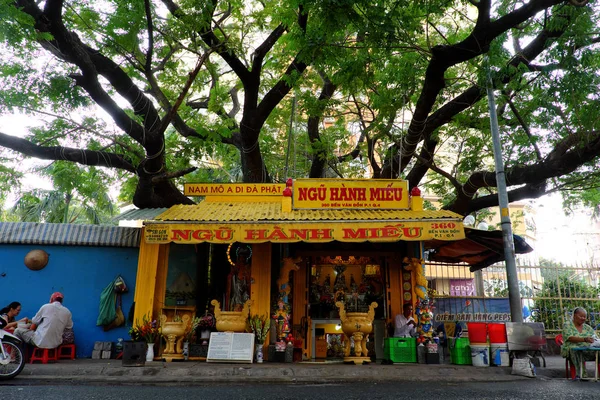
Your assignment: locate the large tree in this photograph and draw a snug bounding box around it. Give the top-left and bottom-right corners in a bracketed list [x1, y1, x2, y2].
[0, 0, 599, 213]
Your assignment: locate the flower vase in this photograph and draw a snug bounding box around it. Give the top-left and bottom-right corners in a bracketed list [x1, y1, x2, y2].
[146, 343, 154, 362]
[183, 341, 189, 361]
[255, 343, 264, 363]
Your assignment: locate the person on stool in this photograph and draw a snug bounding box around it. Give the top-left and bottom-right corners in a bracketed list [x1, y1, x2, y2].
[394, 303, 416, 337]
[14, 292, 73, 349]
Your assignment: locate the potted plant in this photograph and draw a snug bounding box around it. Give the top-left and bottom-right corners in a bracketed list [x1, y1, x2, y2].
[129, 313, 159, 362]
[247, 314, 270, 363]
[182, 316, 201, 360]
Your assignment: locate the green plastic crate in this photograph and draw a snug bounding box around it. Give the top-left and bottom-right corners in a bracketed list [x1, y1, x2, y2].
[384, 337, 417, 363]
[449, 339, 472, 365]
[453, 337, 470, 349]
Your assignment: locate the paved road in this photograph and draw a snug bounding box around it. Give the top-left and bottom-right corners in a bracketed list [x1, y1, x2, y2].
[2, 380, 600, 399]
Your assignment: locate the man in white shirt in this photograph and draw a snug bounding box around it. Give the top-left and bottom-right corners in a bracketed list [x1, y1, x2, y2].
[15, 292, 73, 349]
[394, 303, 417, 337]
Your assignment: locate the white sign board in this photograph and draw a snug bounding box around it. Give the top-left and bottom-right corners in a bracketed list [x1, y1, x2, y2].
[206, 332, 255, 363]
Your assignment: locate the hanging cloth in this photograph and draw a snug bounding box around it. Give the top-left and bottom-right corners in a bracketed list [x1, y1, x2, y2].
[97, 279, 117, 326]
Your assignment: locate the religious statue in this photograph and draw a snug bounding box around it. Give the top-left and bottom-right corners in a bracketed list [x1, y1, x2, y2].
[226, 245, 252, 311]
[333, 265, 347, 292]
[272, 257, 302, 340]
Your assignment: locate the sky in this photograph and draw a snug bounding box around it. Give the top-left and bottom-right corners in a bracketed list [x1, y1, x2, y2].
[531, 193, 600, 265]
[1, 113, 54, 206]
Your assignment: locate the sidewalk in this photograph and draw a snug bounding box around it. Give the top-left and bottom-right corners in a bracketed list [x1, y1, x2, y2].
[13, 355, 568, 385]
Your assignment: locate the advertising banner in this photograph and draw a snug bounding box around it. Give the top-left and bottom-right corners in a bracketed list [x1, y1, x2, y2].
[449, 279, 477, 296]
[433, 297, 511, 327]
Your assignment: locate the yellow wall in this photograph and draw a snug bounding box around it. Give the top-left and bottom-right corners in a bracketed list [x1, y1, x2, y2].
[250, 243, 272, 358]
[250, 243, 271, 317]
[133, 229, 164, 324]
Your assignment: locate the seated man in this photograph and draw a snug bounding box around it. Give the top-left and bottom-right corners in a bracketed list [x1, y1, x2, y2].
[394, 303, 416, 338]
[14, 292, 73, 349]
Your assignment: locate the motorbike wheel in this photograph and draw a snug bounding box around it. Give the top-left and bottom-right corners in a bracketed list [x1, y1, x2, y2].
[0, 339, 25, 380]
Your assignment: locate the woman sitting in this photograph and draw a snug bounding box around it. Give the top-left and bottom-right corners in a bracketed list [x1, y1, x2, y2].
[0, 301, 29, 332]
[561, 307, 598, 379]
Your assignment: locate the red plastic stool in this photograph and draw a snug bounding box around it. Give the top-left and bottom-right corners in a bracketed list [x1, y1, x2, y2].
[29, 347, 57, 364]
[57, 344, 76, 360]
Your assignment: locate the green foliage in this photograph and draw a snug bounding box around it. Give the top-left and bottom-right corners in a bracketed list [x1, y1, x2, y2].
[532, 273, 600, 332]
[0, 0, 600, 213]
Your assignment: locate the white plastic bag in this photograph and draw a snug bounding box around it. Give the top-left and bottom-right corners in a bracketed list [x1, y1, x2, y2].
[511, 357, 536, 378]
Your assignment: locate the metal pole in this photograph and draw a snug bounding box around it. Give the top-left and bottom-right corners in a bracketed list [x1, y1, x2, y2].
[284, 96, 296, 178]
[485, 59, 523, 323]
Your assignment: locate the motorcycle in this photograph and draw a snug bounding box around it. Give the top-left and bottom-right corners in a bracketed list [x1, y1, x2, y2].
[0, 328, 25, 380]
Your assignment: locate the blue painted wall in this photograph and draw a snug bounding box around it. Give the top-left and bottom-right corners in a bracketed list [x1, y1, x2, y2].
[0, 244, 138, 357]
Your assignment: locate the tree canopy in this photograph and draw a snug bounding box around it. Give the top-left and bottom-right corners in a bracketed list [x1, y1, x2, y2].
[1, 0, 600, 214]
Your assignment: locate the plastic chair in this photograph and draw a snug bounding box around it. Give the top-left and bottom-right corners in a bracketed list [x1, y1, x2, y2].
[29, 347, 58, 364]
[556, 334, 589, 379]
[57, 344, 76, 360]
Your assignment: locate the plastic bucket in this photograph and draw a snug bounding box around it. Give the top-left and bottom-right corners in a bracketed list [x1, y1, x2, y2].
[470, 344, 489, 367]
[467, 322, 487, 344]
[490, 343, 508, 366]
[488, 323, 507, 344]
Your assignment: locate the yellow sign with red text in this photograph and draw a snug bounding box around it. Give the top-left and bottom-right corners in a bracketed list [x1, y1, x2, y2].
[144, 221, 463, 244]
[184, 183, 285, 196]
[292, 179, 409, 209]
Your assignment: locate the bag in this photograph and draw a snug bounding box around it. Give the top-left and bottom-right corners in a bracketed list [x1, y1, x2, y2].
[511, 357, 536, 378]
[62, 328, 75, 345]
[97, 280, 117, 326]
[103, 294, 125, 332]
[97, 275, 127, 327]
[114, 275, 128, 293]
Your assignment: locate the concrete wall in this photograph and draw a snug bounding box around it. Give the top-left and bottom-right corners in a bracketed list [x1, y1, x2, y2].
[0, 244, 138, 357]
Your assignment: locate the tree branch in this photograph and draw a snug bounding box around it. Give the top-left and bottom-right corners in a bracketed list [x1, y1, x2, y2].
[157, 50, 212, 135]
[144, 0, 154, 74]
[0, 132, 136, 173]
[505, 94, 543, 160]
[151, 166, 198, 183]
[385, 0, 565, 179]
[160, 0, 251, 84]
[251, 24, 285, 74]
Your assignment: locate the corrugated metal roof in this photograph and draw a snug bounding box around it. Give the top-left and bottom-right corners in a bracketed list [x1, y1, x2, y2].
[0, 222, 141, 247]
[153, 202, 462, 223]
[111, 208, 168, 222]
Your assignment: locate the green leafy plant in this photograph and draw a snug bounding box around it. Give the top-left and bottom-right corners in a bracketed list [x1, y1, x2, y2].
[185, 317, 202, 342]
[247, 314, 270, 344]
[532, 273, 600, 332]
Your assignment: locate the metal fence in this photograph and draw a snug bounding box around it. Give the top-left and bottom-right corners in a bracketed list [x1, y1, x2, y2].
[426, 260, 600, 335]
